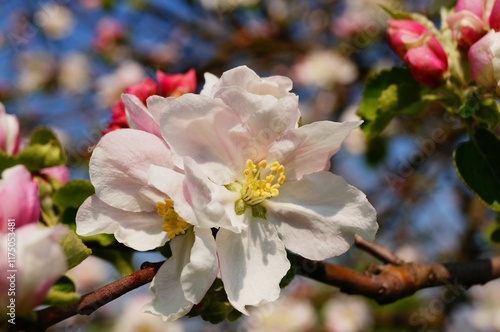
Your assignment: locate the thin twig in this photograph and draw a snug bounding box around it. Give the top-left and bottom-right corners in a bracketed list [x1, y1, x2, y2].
[354, 234, 404, 265]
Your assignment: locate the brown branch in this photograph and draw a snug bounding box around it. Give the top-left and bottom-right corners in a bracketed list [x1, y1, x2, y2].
[294, 255, 500, 304]
[14, 261, 164, 331]
[16, 251, 500, 330]
[354, 234, 404, 265]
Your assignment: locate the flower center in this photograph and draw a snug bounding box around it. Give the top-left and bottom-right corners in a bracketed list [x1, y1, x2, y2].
[156, 199, 191, 239]
[240, 159, 286, 206]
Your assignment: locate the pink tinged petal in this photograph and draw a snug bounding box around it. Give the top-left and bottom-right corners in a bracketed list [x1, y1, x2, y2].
[217, 221, 290, 315]
[90, 129, 173, 212]
[265, 172, 378, 261]
[446, 11, 485, 48]
[489, 0, 500, 30]
[143, 230, 195, 321]
[469, 30, 497, 88]
[182, 158, 244, 231]
[148, 161, 242, 232]
[40, 165, 70, 184]
[76, 195, 168, 251]
[271, 121, 361, 181]
[180, 227, 218, 303]
[146, 95, 176, 125]
[122, 94, 162, 137]
[0, 105, 20, 155]
[199, 72, 220, 96]
[159, 94, 248, 184]
[215, 88, 300, 149]
[147, 164, 198, 226]
[4, 224, 68, 315]
[455, 0, 483, 17]
[386, 20, 427, 58]
[0, 165, 40, 233]
[404, 45, 449, 88]
[214, 65, 293, 99]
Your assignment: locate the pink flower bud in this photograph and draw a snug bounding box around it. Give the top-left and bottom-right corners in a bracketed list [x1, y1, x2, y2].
[387, 20, 448, 87]
[468, 29, 500, 95]
[0, 165, 40, 233]
[455, 0, 483, 17]
[0, 104, 20, 156]
[447, 10, 485, 48]
[157, 68, 196, 97]
[488, 0, 500, 31]
[40, 165, 70, 184]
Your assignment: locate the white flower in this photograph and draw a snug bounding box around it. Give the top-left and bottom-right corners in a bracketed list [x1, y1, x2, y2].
[112, 294, 185, 332]
[57, 52, 91, 94]
[34, 4, 74, 39]
[154, 65, 378, 314]
[244, 295, 317, 332]
[75, 129, 235, 321]
[95, 61, 145, 108]
[0, 224, 68, 315]
[323, 294, 373, 332]
[293, 49, 358, 89]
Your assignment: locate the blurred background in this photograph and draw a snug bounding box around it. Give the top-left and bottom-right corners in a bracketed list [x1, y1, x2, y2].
[1, 0, 499, 331]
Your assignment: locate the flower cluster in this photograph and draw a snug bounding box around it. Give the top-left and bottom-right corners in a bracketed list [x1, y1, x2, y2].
[0, 104, 70, 316]
[76, 66, 378, 321]
[386, 0, 500, 94]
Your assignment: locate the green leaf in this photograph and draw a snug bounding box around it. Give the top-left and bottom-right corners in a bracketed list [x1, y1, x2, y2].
[44, 276, 80, 305]
[454, 128, 500, 212]
[0, 151, 17, 173]
[16, 143, 64, 172]
[14, 127, 67, 172]
[357, 67, 426, 138]
[474, 98, 500, 130]
[53, 180, 95, 210]
[80, 233, 116, 247]
[59, 230, 92, 269]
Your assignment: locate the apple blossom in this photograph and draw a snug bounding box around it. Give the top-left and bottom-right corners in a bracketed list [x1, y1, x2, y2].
[469, 29, 500, 95]
[387, 20, 448, 88]
[0, 103, 20, 156]
[75, 129, 236, 321]
[155, 66, 378, 314]
[104, 69, 196, 134]
[447, 0, 486, 48]
[0, 165, 40, 233]
[0, 224, 68, 316]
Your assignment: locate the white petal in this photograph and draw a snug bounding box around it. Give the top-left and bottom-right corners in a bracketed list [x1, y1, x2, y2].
[269, 121, 361, 180]
[265, 172, 378, 260]
[217, 220, 290, 315]
[181, 227, 218, 303]
[90, 129, 173, 212]
[147, 164, 196, 225]
[122, 94, 162, 137]
[143, 231, 195, 321]
[159, 94, 248, 184]
[215, 88, 300, 149]
[199, 72, 219, 96]
[76, 195, 168, 251]
[146, 95, 176, 124]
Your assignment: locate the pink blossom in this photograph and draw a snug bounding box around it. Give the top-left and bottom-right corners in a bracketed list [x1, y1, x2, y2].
[103, 69, 196, 134]
[0, 165, 40, 233]
[387, 20, 448, 88]
[40, 165, 70, 184]
[0, 224, 68, 315]
[469, 29, 500, 95]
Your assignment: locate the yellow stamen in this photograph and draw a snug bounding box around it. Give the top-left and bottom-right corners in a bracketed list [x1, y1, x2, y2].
[156, 199, 191, 239]
[240, 159, 286, 206]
